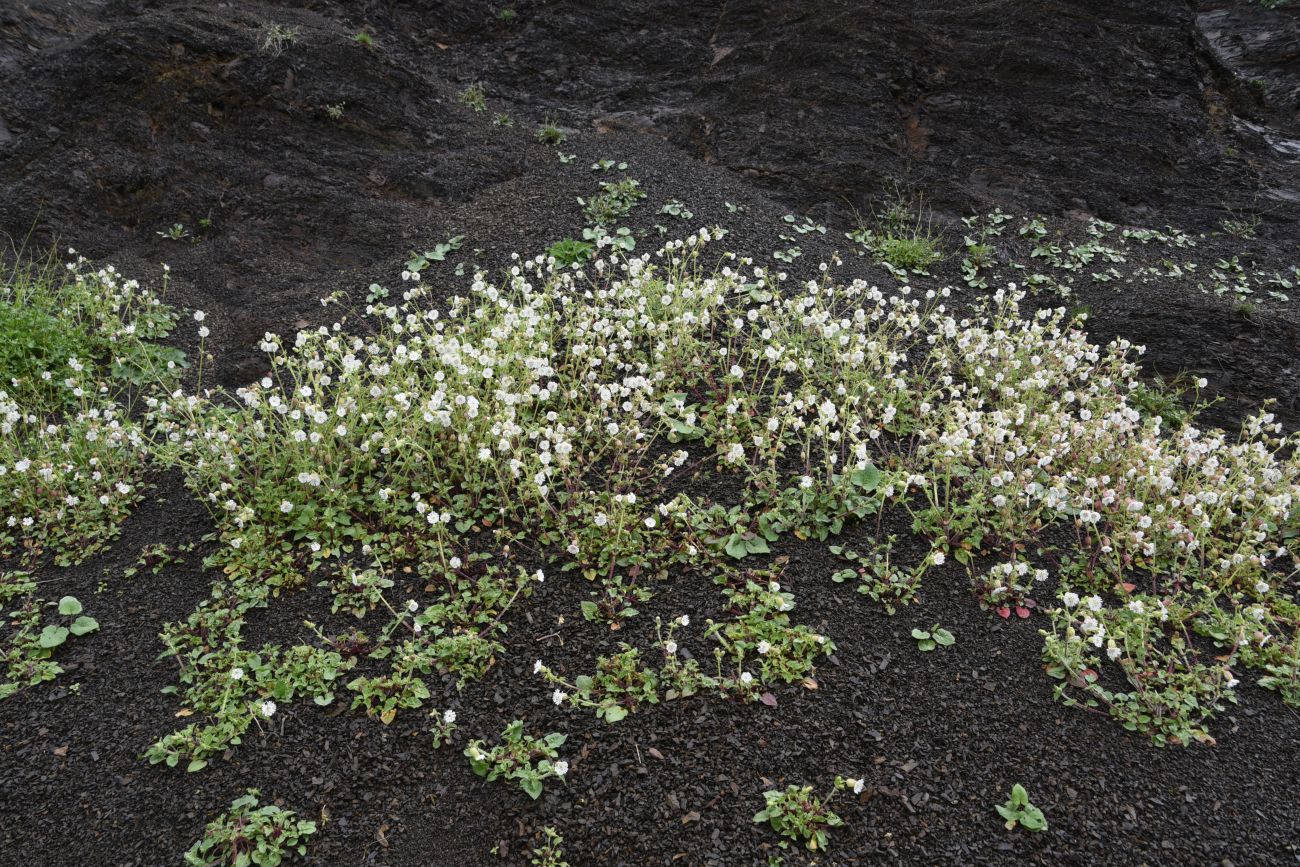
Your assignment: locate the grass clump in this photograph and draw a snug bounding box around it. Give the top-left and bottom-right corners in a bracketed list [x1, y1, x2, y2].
[536, 120, 566, 146]
[848, 187, 942, 271]
[458, 82, 487, 112]
[257, 23, 299, 57]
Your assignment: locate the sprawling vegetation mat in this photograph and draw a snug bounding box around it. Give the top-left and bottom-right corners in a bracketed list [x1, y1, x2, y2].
[2, 1, 1299, 864]
[4, 214, 1299, 863]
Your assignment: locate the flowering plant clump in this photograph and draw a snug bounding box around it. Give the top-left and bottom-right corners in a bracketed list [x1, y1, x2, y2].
[464, 719, 568, 799]
[41, 217, 1280, 766]
[1, 255, 181, 565]
[752, 775, 863, 851]
[1, 254, 182, 701]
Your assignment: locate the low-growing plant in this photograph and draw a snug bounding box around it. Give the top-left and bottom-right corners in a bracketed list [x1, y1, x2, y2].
[580, 177, 644, 225]
[531, 826, 568, 866]
[464, 720, 568, 799]
[257, 23, 299, 58]
[404, 234, 465, 276]
[458, 83, 487, 112]
[753, 776, 861, 851]
[157, 223, 191, 242]
[996, 783, 1046, 832]
[848, 188, 942, 271]
[911, 623, 954, 652]
[829, 538, 924, 614]
[535, 120, 566, 146]
[430, 708, 458, 749]
[185, 788, 317, 866]
[546, 238, 594, 266]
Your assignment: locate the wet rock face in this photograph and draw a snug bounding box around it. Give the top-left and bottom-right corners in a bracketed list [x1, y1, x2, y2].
[1198, 2, 1300, 124]
[446, 0, 1300, 226]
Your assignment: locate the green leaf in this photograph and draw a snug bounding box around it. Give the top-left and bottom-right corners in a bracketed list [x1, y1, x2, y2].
[69, 616, 99, 636]
[933, 628, 955, 646]
[1021, 807, 1047, 830]
[57, 596, 82, 616]
[521, 776, 543, 800]
[187, 758, 208, 772]
[39, 625, 69, 648]
[724, 535, 749, 560]
[910, 628, 929, 640]
[602, 704, 629, 722]
[850, 465, 881, 491]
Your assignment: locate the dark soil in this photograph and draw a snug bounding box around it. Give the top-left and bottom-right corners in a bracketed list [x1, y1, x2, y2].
[1, 1, 1299, 864]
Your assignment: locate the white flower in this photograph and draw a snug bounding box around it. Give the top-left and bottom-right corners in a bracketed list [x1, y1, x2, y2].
[260, 700, 277, 718]
[676, 615, 690, 627]
[279, 500, 293, 513]
[852, 778, 865, 794]
[664, 640, 678, 655]
[230, 667, 244, 681]
[739, 671, 753, 685]
[756, 640, 771, 655]
[931, 551, 945, 566]
[1086, 595, 1103, 612]
[407, 600, 419, 612]
[442, 709, 456, 724]
[193, 310, 206, 322]
[533, 659, 544, 674]
[552, 689, 566, 706]
[1062, 592, 1080, 608]
[552, 760, 569, 777]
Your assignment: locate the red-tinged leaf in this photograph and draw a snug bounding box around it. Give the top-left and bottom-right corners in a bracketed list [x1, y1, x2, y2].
[996, 607, 1011, 619]
[1120, 582, 1136, 593]
[1015, 606, 1031, 619]
[759, 692, 778, 707]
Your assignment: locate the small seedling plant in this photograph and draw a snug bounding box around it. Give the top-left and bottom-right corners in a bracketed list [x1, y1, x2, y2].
[465, 720, 568, 799]
[996, 783, 1047, 832]
[531, 826, 569, 867]
[185, 788, 317, 866]
[911, 623, 954, 652]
